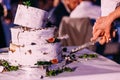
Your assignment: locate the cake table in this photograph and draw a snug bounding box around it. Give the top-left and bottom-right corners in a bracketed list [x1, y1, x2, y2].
[0, 46, 120, 80]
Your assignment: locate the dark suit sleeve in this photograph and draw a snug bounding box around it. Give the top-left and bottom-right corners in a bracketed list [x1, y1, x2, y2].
[0, 4, 4, 17]
[48, 8, 57, 26]
[47, 2, 70, 27]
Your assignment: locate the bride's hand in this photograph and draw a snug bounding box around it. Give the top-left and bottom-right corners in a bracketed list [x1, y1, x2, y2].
[91, 16, 116, 45]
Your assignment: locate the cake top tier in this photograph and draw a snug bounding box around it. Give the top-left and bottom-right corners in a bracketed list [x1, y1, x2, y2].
[14, 4, 48, 29]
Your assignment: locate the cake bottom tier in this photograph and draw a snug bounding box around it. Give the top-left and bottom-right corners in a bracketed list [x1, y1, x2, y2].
[9, 43, 62, 66]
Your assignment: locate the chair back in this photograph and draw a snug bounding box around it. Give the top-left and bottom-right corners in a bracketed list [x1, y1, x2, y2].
[59, 17, 93, 46]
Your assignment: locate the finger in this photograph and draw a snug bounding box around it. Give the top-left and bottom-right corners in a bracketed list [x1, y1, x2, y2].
[92, 21, 104, 34]
[92, 19, 102, 34]
[112, 29, 117, 38]
[99, 36, 106, 45]
[105, 27, 112, 43]
[92, 23, 97, 34]
[91, 30, 103, 41]
[99, 31, 105, 36]
[105, 33, 111, 43]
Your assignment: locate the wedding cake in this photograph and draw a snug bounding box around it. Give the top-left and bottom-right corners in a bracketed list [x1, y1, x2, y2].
[14, 4, 48, 28]
[8, 4, 62, 66]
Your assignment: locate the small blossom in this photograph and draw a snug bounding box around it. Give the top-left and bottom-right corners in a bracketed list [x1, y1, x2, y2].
[46, 38, 55, 43]
[50, 59, 58, 64]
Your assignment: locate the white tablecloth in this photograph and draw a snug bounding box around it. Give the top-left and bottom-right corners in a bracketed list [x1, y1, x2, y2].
[0, 47, 120, 80]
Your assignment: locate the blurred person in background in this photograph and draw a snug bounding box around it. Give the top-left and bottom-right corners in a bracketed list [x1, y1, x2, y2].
[38, 0, 60, 12]
[38, 0, 54, 12]
[0, 1, 6, 48]
[3, 0, 11, 10]
[46, 0, 80, 28]
[38, 0, 48, 10]
[1, 0, 14, 47]
[44, 0, 54, 11]
[53, 0, 60, 7]
[10, 0, 20, 19]
[2, 9, 14, 47]
[70, 0, 101, 20]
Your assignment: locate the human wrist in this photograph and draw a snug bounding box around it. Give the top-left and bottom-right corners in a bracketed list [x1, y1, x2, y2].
[109, 7, 120, 22]
[109, 12, 115, 20]
[107, 12, 117, 24]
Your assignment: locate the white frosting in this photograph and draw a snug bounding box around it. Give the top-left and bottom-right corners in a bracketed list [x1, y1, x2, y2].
[0, 66, 4, 72]
[14, 4, 48, 28]
[9, 27, 62, 66]
[11, 26, 55, 45]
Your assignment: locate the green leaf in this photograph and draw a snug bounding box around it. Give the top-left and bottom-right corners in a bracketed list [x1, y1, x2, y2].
[0, 59, 19, 71]
[35, 61, 52, 66]
[23, 0, 31, 7]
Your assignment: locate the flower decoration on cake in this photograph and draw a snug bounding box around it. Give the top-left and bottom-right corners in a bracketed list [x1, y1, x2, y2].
[46, 38, 60, 43]
[0, 60, 19, 72]
[46, 67, 74, 76]
[46, 34, 69, 43]
[79, 53, 98, 59]
[35, 59, 58, 66]
[23, 0, 31, 7]
[50, 59, 58, 64]
[35, 61, 52, 66]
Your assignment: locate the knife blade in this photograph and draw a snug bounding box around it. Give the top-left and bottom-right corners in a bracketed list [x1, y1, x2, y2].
[70, 41, 95, 54]
[70, 38, 101, 54]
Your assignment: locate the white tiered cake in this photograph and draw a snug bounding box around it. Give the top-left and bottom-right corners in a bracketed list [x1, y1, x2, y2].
[8, 4, 62, 66]
[14, 4, 48, 28]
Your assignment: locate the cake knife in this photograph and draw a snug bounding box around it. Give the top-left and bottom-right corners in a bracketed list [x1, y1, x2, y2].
[70, 38, 101, 54]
